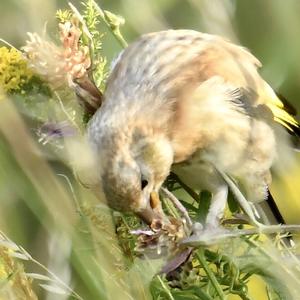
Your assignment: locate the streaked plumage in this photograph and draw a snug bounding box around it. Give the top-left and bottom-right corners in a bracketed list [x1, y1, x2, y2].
[87, 30, 299, 226]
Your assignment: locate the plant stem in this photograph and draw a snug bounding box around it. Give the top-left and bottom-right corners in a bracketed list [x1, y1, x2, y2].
[161, 187, 193, 228]
[54, 91, 81, 133]
[68, 2, 95, 64]
[57, 173, 83, 216]
[182, 225, 300, 247]
[29, 256, 84, 300]
[196, 248, 226, 300]
[91, 0, 128, 48]
[246, 238, 300, 286]
[0, 231, 84, 300]
[0, 38, 19, 51]
[156, 276, 175, 300]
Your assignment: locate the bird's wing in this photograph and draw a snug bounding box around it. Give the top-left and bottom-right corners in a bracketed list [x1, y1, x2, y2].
[171, 76, 253, 163]
[215, 38, 300, 133]
[257, 81, 299, 132]
[169, 36, 299, 157]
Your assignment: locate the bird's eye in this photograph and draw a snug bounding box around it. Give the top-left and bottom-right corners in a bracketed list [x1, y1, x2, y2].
[141, 179, 148, 190]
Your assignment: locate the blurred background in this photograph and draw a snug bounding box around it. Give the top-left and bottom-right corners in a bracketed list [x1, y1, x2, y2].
[1, 0, 300, 299]
[2, 0, 300, 107]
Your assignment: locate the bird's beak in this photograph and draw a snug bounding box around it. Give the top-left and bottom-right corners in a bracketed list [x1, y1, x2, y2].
[137, 191, 164, 225]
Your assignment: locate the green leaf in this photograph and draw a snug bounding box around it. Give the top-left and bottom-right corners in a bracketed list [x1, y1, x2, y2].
[196, 191, 211, 223]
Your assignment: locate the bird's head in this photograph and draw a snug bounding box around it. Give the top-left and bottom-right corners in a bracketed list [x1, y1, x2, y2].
[94, 128, 174, 224]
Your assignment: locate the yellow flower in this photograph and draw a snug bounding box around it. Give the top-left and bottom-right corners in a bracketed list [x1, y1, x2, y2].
[0, 47, 33, 93]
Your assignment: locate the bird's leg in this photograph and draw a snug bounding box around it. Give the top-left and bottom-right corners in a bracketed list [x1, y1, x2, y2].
[188, 185, 229, 243]
[205, 184, 228, 229]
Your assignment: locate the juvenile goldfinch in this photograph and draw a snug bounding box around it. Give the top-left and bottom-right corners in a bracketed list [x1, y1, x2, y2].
[87, 30, 299, 230]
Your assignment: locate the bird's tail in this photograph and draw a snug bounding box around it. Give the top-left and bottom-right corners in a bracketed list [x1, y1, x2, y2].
[253, 189, 285, 225]
[266, 189, 285, 224]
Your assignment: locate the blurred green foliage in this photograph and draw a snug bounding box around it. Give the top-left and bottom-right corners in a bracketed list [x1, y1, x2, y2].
[2, 0, 300, 108]
[1, 1, 300, 299]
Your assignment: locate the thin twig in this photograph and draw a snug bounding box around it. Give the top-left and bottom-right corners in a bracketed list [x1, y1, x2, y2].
[68, 3, 93, 41]
[182, 225, 300, 246]
[57, 173, 83, 216]
[68, 2, 95, 65]
[54, 91, 81, 133]
[0, 38, 19, 51]
[29, 256, 84, 300]
[91, 0, 128, 48]
[161, 187, 193, 228]
[0, 231, 83, 300]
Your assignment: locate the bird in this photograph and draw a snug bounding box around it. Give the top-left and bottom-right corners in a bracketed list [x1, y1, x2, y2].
[86, 29, 299, 235]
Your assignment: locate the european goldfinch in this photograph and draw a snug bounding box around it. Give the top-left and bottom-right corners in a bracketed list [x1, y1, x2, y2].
[87, 30, 299, 231]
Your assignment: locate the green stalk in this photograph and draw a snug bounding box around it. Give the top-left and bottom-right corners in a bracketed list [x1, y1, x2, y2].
[156, 276, 175, 300]
[91, 0, 128, 48]
[196, 248, 226, 300]
[68, 2, 96, 66]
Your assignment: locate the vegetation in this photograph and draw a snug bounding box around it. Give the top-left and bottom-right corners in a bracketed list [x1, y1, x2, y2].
[0, 1, 300, 299]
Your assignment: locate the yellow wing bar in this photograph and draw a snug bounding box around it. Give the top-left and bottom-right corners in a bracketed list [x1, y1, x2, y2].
[266, 96, 299, 131]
